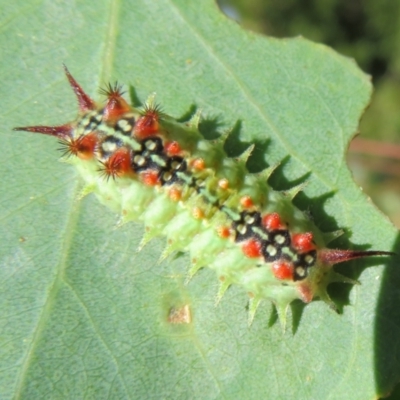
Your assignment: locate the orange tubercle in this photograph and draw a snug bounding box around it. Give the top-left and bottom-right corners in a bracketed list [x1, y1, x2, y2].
[141, 170, 160, 186]
[262, 212, 285, 231]
[242, 239, 262, 258]
[271, 260, 294, 280]
[168, 187, 182, 202]
[192, 207, 204, 220]
[292, 232, 315, 253]
[192, 158, 205, 170]
[218, 178, 229, 190]
[165, 141, 182, 156]
[217, 226, 231, 239]
[240, 195, 254, 209]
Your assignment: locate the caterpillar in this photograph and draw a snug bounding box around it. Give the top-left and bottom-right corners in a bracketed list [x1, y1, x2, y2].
[14, 66, 393, 328]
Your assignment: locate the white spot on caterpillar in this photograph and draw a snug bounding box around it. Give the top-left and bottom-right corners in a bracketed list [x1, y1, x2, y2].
[163, 171, 172, 181]
[237, 224, 246, 235]
[171, 160, 181, 170]
[245, 215, 255, 224]
[102, 141, 118, 153]
[266, 244, 277, 256]
[145, 140, 157, 151]
[134, 155, 146, 166]
[305, 254, 314, 264]
[274, 234, 285, 244]
[117, 119, 131, 131]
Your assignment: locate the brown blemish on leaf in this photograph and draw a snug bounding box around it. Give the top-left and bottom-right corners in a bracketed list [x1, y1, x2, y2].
[167, 305, 191, 324]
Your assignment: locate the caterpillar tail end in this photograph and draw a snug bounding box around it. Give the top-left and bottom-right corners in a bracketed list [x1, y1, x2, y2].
[319, 249, 395, 265]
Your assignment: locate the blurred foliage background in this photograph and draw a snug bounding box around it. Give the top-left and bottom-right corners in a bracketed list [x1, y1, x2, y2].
[218, 0, 400, 227]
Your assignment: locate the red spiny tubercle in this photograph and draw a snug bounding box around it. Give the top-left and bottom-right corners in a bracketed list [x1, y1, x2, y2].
[134, 107, 160, 138]
[102, 84, 131, 122]
[262, 212, 285, 230]
[100, 148, 133, 180]
[292, 232, 315, 253]
[165, 141, 182, 156]
[60, 133, 98, 160]
[141, 170, 160, 186]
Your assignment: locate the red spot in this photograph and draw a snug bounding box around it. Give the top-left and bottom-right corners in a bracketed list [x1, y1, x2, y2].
[141, 170, 159, 186]
[165, 141, 182, 156]
[240, 196, 253, 209]
[292, 232, 315, 253]
[217, 226, 231, 239]
[63, 65, 96, 112]
[271, 260, 294, 280]
[192, 158, 205, 170]
[60, 133, 98, 160]
[242, 239, 262, 258]
[13, 124, 73, 139]
[262, 213, 285, 231]
[102, 83, 131, 122]
[134, 107, 160, 138]
[100, 148, 133, 180]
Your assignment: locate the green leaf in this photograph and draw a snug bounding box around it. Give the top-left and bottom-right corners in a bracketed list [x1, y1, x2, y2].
[1, 1, 399, 399]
